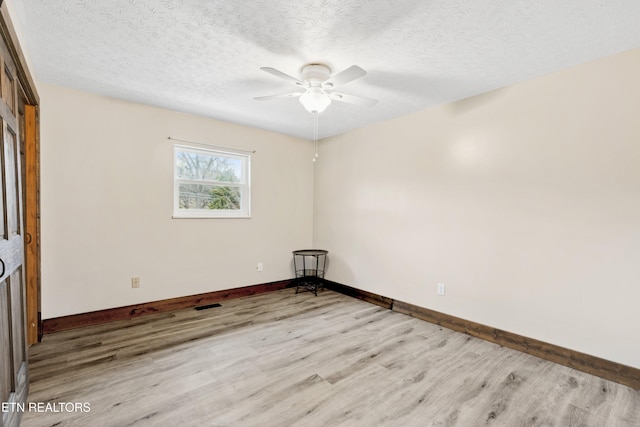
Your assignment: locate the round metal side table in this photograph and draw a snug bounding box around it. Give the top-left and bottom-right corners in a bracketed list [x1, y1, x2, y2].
[292, 249, 328, 296]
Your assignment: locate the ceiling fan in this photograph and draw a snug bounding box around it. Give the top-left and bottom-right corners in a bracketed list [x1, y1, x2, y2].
[255, 63, 377, 113]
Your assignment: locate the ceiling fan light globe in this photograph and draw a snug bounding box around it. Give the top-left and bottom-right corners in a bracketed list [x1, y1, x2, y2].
[299, 89, 331, 113]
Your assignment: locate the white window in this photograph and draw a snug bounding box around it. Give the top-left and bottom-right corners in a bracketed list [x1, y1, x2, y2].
[173, 145, 251, 218]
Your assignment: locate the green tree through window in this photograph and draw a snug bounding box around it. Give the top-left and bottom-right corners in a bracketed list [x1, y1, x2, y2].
[208, 186, 241, 210]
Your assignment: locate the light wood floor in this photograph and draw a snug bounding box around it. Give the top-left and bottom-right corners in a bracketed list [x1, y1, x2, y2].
[22, 289, 640, 426]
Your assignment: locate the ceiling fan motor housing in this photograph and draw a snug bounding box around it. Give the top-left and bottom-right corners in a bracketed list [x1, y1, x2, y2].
[301, 64, 332, 87]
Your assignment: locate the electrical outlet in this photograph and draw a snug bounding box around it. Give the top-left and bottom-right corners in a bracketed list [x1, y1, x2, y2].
[132, 277, 140, 288]
[257, 262, 263, 272]
[437, 283, 445, 296]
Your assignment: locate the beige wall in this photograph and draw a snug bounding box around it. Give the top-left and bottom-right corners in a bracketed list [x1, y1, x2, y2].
[40, 83, 314, 318]
[314, 48, 640, 369]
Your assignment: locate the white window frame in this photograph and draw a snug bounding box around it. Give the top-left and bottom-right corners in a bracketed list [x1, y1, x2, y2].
[173, 144, 251, 218]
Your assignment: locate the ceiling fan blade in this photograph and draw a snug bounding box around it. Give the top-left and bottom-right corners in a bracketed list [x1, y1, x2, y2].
[322, 65, 366, 88]
[329, 92, 377, 107]
[254, 91, 303, 101]
[260, 67, 304, 87]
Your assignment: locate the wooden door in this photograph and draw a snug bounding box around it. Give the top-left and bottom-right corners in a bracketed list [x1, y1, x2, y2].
[0, 34, 28, 427]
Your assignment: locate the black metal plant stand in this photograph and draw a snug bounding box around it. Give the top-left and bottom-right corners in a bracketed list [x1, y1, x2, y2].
[292, 249, 328, 296]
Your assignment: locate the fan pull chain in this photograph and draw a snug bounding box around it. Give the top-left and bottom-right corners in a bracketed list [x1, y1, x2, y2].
[312, 113, 319, 162]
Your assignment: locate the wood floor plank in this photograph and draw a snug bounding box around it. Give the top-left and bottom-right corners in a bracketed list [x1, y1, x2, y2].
[21, 289, 640, 427]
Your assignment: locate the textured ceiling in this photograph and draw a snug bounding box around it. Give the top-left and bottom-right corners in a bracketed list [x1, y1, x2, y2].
[11, 0, 640, 140]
